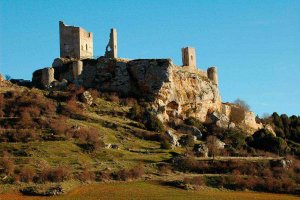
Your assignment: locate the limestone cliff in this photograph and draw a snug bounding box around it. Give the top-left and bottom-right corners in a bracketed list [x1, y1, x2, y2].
[32, 57, 261, 133]
[78, 58, 221, 122]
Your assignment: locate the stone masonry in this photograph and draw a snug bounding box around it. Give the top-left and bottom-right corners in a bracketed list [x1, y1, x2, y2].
[182, 47, 196, 68]
[59, 21, 93, 59]
[105, 28, 118, 58]
[32, 21, 262, 133]
[207, 67, 218, 85]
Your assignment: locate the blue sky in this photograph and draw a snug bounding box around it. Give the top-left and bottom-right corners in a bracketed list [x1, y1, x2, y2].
[0, 0, 299, 116]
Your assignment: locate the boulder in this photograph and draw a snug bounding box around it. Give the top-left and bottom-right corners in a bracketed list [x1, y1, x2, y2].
[177, 124, 202, 139]
[193, 144, 208, 157]
[165, 130, 180, 147]
[80, 91, 93, 106]
[51, 79, 68, 90]
[210, 112, 233, 129]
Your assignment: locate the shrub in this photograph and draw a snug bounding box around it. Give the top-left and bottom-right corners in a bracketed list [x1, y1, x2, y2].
[233, 98, 250, 111]
[179, 134, 195, 147]
[184, 117, 205, 132]
[248, 129, 289, 154]
[95, 171, 111, 182]
[144, 112, 165, 132]
[230, 106, 246, 124]
[79, 168, 95, 182]
[0, 151, 15, 176]
[19, 166, 35, 183]
[157, 163, 173, 174]
[183, 176, 204, 186]
[45, 166, 72, 182]
[160, 134, 172, 149]
[114, 165, 144, 181]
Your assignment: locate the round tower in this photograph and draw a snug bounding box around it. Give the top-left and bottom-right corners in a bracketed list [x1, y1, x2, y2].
[72, 60, 83, 79]
[207, 66, 218, 85]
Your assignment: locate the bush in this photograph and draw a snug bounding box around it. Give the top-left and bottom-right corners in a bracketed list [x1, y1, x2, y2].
[0, 151, 15, 176]
[179, 134, 195, 147]
[183, 176, 204, 186]
[230, 106, 246, 124]
[144, 112, 165, 132]
[184, 117, 205, 132]
[43, 166, 72, 182]
[233, 98, 250, 111]
[113, 165, 144, 181]
[19, 166, 36, 183]
[160, 134, 172, 149]
[78, 168, 95, 182]
[248, 129, 289, 154]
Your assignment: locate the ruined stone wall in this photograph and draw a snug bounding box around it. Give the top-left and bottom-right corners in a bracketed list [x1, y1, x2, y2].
[79, 28, 93, 59]
[207, 67, 218, 85]
[72, 61, 83, 79]
[105, 29, 117, 58]
[59, 21, 93, 59]
[182, 47, 196, 68]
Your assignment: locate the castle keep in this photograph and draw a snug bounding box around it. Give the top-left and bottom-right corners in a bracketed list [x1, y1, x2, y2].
[32, 21, 261, 132]
[59, 21, 93, 59]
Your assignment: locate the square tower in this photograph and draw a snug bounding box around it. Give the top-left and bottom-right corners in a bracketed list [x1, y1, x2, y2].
[59, 21, 93, 59]
[181, 47, 196, 67]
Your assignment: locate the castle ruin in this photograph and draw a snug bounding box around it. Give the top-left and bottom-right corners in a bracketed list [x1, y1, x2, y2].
[105, 28, 118, 58]
[182, 47, 196, 68]
[32, 21, 262, 132]
[59, 21, 93, 59]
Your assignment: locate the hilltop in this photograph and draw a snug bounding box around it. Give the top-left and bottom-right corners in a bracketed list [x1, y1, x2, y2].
[1, 21, 300, 199]
[0, 77, 300, 198]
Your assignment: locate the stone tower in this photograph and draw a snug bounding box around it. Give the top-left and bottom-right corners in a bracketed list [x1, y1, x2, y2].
[105, 28, 118, 58]
[181, 47, 196, 67]
[207, 66, 218, 85]
[59, 21, 93, 59]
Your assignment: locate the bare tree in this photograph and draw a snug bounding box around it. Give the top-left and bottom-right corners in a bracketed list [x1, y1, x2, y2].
[206, 136, 220, 159]
[234, 98, 250, 111]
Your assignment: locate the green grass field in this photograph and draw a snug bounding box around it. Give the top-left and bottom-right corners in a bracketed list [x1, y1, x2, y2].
[1, 181, 299, 200]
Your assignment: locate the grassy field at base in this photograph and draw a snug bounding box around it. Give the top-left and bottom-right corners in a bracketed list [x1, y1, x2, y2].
[1, 181, 299, 200]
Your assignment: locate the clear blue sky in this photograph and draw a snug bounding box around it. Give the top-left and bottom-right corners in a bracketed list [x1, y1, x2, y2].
[0, 0, 299, 116]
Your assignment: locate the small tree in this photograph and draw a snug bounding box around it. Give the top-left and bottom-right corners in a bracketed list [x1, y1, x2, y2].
[234, 98, 250, 111]
[206, 136, 220, 159]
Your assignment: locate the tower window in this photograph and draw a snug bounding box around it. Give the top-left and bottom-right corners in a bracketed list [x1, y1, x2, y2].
[86, 44, 88, 51]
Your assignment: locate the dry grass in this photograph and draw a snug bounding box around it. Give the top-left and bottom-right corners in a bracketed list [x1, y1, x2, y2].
[0, 181, 299, 200]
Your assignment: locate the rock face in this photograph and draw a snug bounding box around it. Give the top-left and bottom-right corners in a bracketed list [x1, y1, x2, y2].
[72, 58, 221, 122]
[177, 124, 202, 140]
[221, 103, 263, 132]
[32, 57, 261, 132]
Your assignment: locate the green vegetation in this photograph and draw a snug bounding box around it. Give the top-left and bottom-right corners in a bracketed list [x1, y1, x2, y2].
[1, 84, 300, 198]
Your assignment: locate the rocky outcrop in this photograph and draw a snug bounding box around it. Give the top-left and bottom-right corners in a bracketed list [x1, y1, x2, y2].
[221, 103, 262, 133]
[176, 124, 202, 140]
[32, 57, 261, 133]
[165, 130, 180, 148]
[79, 91, 93, 106]
[78, 58, 221, 122]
